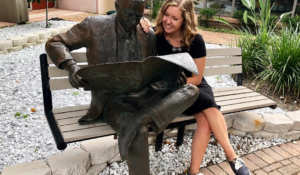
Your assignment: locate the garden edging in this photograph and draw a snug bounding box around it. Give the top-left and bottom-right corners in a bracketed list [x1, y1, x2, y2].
[1, 111, 300, 175]
[0, 25, 74, 55]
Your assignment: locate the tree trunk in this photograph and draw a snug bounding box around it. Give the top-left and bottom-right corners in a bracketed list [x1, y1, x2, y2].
[46, 0, 49, 28]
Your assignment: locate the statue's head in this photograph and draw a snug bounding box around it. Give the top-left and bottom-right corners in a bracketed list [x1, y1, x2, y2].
[115, 0, 145, 31]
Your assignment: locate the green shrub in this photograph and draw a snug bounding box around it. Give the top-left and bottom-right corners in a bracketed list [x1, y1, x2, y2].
[151, 0, 164, 20]
[281, 15, 300, 30]
[198, 8, 218, 27]
[258, 26, 300, 96]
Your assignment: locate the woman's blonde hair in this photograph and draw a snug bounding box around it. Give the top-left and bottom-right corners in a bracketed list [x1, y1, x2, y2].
[155, 0, 198, 49]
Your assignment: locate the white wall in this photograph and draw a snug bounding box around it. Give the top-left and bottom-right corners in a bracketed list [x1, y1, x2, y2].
[97, 0, 115, 15]
[57, 0, 97, 13]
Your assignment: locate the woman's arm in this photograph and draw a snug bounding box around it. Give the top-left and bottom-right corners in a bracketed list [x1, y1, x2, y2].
[187, 56, 206, 86]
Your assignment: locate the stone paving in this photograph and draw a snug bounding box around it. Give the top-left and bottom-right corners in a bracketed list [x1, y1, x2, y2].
[202, 140, 300, 175]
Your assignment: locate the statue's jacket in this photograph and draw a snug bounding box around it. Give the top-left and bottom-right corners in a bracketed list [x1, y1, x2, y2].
[46, 13, 173, 133]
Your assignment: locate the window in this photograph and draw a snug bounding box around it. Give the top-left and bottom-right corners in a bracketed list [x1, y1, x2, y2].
[207, 0, 233, 16]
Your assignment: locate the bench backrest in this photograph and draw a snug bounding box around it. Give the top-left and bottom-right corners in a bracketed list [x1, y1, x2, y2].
[46, 47, 242, 91]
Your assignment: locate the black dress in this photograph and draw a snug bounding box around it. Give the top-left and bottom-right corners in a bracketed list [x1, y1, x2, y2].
[156, 34, 220, 115]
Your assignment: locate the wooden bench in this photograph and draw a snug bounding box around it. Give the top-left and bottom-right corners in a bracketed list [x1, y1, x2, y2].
[40, 47, 277, 151]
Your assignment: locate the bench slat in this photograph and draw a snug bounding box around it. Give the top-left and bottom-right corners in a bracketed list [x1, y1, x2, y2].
[204, 65, 242, 76]
[60, 123, 107, 132]
[50, 78, 73, 90]
[217, 96, 268, 106]
[47, 48, 87, 64]
[62, 125, 115, 142]
[212, 86, 246, 93]
[214, 88, 253, 97]
[57, 116, 82, 126]
[205, 56, 242, 66]
[49, 65, 87, 77]
[215, 92, 261, 102]
[53, 104, 90, 114]
[221, 99, 276, 114]
[55, 110, 88, 120]
[206, 48, 241, 57]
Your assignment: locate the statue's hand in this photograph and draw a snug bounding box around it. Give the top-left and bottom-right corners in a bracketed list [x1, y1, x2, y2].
[176, 71, 187, 87]
[139, 17, 151, 33]
[67, 64, 87, 89]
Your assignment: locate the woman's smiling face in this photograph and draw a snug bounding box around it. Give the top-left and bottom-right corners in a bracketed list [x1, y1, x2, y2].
[162, 5, 184, 35]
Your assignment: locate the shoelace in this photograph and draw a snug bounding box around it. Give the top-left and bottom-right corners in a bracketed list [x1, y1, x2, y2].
[234, 158, 245, 170]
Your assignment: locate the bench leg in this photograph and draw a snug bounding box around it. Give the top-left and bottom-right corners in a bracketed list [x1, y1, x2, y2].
[155, 131, 164, 152]
[176, 126, 185, 147]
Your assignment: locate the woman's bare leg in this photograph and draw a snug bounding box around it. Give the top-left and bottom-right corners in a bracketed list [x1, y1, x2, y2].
[202, 107, 237, 161]
[190, 112, 211, 174]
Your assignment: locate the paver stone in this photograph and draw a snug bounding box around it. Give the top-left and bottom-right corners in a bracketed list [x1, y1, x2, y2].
[8, 36, 28, 47]
[224, 114, 234, 128]
[263, 114, 294, 132]
[0, 40, 12, 51]
[47, 28, 62, 37]
[279, 130, 300, 140]
[233, 112, 265, 132]
[165, 128, 178, 138]
[228, 128, 246, 137]
[24, 42, 37, 48]
[47, 148, 90, 175]
[251, 130, 279, 140]
[8, 46, 23, 52]
[83, 163, 107, 175]
[286, 111, 300, 130]
[22, 33, 40, 43]
[1, 160, 51, 175]
[81, 136, 119, 165]
[0, 50, 9, 55]
[36, 31, 52, 39]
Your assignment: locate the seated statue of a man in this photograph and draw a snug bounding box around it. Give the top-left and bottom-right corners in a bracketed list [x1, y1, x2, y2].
[46, 0, 198, 174]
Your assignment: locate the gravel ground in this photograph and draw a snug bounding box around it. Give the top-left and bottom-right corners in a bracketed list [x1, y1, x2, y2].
[0, 21, 288, 174]
[0, 21, 78, 40]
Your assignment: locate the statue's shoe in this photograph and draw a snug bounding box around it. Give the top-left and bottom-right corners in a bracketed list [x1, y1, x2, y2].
[78, 107, 104, 125]
[78, 115, 105, 125]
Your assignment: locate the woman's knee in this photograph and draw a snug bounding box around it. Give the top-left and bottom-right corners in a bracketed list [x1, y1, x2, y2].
[195, 112, 211, 133]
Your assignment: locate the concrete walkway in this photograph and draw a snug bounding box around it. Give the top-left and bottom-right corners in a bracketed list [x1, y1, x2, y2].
[201, 140, 300, 175]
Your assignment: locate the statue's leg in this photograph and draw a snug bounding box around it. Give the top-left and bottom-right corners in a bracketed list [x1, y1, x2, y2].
[127, 124, 150, 175]
[78, 90, 112, 125]
[117, 84, 199, 159]
[104, 99, 150, 174]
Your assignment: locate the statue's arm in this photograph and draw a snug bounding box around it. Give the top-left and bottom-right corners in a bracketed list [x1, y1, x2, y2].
[45, 17, 91, 88]
[45, 17, 91, 70]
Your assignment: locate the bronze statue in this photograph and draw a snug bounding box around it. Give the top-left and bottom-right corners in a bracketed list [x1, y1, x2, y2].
[46, 0, 199, 174]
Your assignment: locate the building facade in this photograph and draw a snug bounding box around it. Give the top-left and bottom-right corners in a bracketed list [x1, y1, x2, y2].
[194, 0, 299, 17]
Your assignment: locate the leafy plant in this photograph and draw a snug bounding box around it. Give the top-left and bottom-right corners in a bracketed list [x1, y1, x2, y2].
[14, 112, 21, 117]
[198, 8, 218, 27]
[23, 115, 28, 119]
[151, 0, 164, 20]
[258, 26, 300, 97]
[282, 14, 300, 30]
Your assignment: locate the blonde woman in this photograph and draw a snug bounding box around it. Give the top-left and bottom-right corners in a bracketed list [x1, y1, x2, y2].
[141, 0, 251, 174]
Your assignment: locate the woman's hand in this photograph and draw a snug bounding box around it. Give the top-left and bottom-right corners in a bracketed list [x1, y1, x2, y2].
[139, 17, 152, 33]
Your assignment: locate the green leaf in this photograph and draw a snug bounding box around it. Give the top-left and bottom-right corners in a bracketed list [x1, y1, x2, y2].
[34, 146, 39, 153]
[23, 115, 28, 119]
[280, 11, 293, 19]
[248, 15, 256, 24]
[14, 112, 21, 117]
[250, 0, 256, 10]
[241, 0, 251, 9]
[243, 11, 248, 24]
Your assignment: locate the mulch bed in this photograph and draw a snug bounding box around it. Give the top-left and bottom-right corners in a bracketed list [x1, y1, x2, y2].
[242, 76, 300, 112]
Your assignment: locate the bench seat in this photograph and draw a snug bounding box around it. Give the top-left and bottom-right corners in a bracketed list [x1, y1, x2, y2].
[52, 86, 276, 144]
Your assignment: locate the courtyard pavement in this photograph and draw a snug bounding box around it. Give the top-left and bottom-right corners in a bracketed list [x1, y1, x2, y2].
[1, 8, 300, 175]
